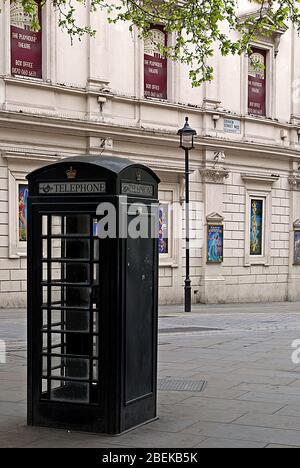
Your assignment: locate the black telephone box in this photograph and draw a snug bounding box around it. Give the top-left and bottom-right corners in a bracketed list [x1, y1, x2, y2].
[27, 155, 160, 434]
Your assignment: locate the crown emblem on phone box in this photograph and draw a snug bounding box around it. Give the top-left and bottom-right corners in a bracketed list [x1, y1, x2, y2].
[66, 167, 77, 180]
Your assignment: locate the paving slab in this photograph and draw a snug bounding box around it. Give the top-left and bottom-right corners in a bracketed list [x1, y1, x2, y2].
[275, 405, 300, 417]
[1, 304, 300, 448]
[238, 392, 300, 405]
[194, 437, 266, 448]
[173, 397, 285, 415]
[184, 421, 300, 446]
[266, 444, 299, 448]
[234, 412, 300, 431]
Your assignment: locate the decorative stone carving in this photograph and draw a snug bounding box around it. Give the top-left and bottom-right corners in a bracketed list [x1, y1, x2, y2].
[274, 33, 282, 58]
[239, 8, 287, 58]
[201, 168, 230, 184]
[293, 219, 300, 230]
[178, 175, 185, 205]
[202, 97, 222, 111]
[289, 174, 300, 190]
[201, 150, 229, 184]
[206, 212, 224, 225]
[86, 78, 111, 92]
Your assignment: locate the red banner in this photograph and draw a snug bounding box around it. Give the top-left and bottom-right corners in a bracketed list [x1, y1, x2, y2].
[248, 48, 266, 116]
[144, 26, 167, 100]
[10, 2, 42, 79]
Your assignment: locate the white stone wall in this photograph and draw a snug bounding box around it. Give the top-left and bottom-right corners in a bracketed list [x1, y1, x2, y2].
[0, 1, 300, 306]
[0, 155, 27, 307]
[181, 171, 204, 304]
[221, 169, 291, 303]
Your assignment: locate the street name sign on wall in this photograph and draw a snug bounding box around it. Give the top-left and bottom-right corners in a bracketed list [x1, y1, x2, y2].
[10, 1, 42, 79]
[224, 119, 241, 134]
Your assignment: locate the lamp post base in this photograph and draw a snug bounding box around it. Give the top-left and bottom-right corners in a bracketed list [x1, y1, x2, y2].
[184, 279, 191, 313]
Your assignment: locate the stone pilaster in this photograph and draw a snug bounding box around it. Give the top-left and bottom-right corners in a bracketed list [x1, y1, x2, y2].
[200, 150, 229, 303]
[288, 163, 300, 300]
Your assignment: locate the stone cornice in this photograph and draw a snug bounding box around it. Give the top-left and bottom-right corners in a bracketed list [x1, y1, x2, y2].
[239, 8, 288, 36]
[2, 76, 102, 97]
[1, 109, 300, 161]
[123, 155, 199, 174]
[238, 8, 287, 57]
[3, 76, 300, 132]
[206, 212, 225, 224]
[241, 173, 280, 185]
[2, 149, 63, 162]
[1, 147, 199, 175]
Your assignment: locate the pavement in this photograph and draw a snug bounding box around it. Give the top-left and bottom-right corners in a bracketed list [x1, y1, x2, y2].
[1, 302, 300, 448]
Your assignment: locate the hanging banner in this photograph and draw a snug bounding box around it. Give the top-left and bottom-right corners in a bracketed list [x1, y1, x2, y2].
[10, 1, 42, 79]
[248, 48, 266, 116]
[144, 26, 167, 100]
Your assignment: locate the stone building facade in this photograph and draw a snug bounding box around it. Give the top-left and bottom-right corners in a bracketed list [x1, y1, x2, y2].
[1, 0, 300, 307]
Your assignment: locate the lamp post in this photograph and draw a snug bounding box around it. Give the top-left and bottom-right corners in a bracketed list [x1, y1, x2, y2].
[178, 117, 197, 313]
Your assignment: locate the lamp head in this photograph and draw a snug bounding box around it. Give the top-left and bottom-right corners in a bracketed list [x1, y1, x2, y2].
[177, 117, 197, 150]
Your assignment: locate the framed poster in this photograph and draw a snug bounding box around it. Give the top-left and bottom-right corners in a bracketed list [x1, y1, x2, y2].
[158, 203, 169, 255]
[294, 231, 300, 265]
[250, 199, 264, 256]
[248, 48, 266, 116]
[144, 25, 167, 100]
[93, 219, 98, 237]
[18, 184, 28, 243]
[207, 225, 223, 263]
[10, 0, 42, 79]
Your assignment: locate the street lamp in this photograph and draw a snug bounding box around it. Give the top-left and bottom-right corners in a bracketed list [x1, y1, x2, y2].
[178, 117, 197, 313]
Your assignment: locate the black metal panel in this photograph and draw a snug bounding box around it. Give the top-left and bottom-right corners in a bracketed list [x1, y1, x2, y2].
[125, 234, 155, 403]
[34, 402, 106, 433]
[28, 155, 136, 180]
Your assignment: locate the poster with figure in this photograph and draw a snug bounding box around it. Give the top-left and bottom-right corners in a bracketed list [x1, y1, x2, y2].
[250, 199, 263, 256]
[10, 0, 42, 79]
[207, 225, 223, 263]
[19, 184, 28, 242]
[158, 203, 169, 254]
[294, 231, 300, 264]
